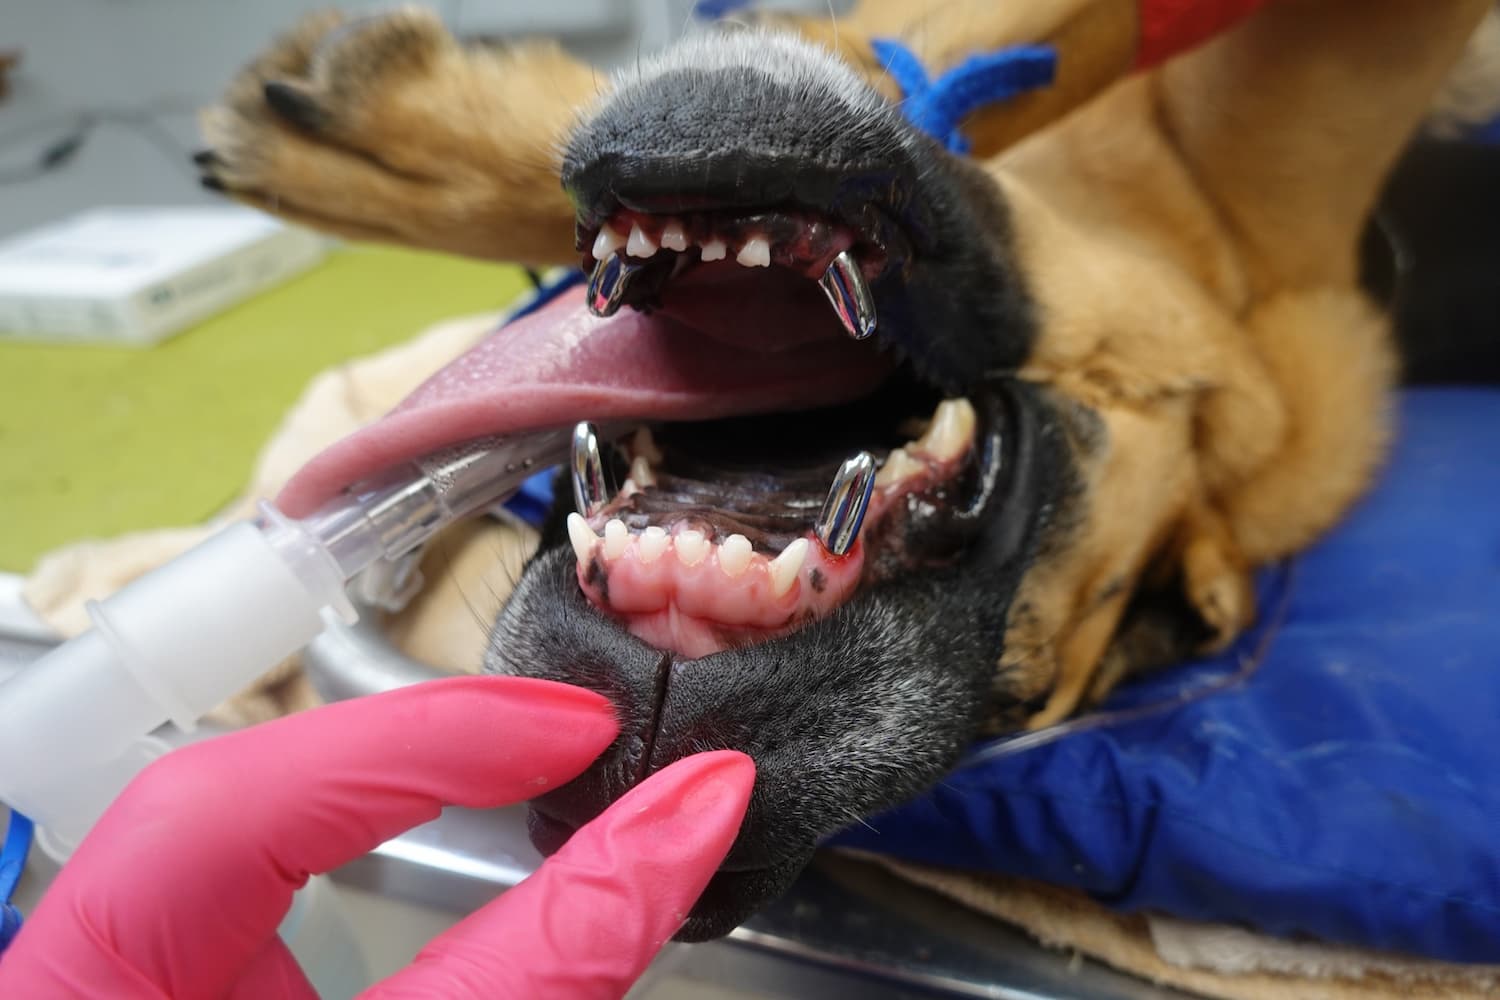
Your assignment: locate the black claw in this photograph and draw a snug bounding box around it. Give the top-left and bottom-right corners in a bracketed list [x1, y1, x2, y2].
[191, 149, 221, 167]
[200, 175, 227, 193]
[263, 81, 328, 130]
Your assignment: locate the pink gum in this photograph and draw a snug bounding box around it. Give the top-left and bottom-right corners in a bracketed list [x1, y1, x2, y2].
[577, 534, 862, 632]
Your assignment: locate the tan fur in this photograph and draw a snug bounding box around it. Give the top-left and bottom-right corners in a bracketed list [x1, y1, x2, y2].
[200, 0, 1489, 727]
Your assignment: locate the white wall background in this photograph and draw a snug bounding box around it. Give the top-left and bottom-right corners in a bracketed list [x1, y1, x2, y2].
[0, 0, 835, 237]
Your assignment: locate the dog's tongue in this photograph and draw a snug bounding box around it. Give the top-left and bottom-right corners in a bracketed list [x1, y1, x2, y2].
[278, 288, 892, 516]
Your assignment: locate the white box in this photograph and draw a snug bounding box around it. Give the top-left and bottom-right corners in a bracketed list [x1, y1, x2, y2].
[0, 206, 328, 346]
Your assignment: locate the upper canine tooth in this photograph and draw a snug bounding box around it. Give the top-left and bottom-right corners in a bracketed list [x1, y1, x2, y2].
[675, 529, 709, 566]
[632, 427, 663, 464]
[639, 526, 669, 563]
[815, 451, 876, 557]
[918, 399, 976, 461]
[592, 224, 625, 261]
[701, 238, 727, 262]
[660, 221, 688, 252]
[587, 254, 640, 317]
[567, 513, 599, 565]
[627, 222, 658, 258]
[630, 455, 655, 488]
[571, 421, 615, 516]
[719, 534, 752, 577]
[603, 518, 630, 559]
[874, 447, 924, 488]
[818, 249, 876, 340]
[736, 236, 771, 268]
[768, 538, 809, 598]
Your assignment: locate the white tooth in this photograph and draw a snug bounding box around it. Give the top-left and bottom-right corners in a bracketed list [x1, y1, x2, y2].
[874, 447, 924, 488]
[918, 399, 976, 461]
[660, 220, 688, 252]
[627, 223, 658, 258]
[632, 427, 663, 464]
[630, 455, 655, 488]
[639, 525, 669, 563]
[567, 513, 599, 565]
[701, 238, 727, 262]
[675, 529, 709, 566]
[768, 538, 808, 598]
[604, 518, 630, 560]
[718, 534, 752, 577]
[592, 224, 624, 261]
[736, 235, 771, 268]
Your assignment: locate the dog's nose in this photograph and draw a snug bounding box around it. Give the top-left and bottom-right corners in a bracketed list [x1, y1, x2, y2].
[560, 33, 917, 225]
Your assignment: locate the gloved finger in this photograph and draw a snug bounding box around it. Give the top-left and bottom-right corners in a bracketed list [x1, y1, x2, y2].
[366, 750, 755, 1000]
[5, 676, 617, 1000]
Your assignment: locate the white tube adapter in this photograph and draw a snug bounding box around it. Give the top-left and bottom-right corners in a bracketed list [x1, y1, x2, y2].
[0, 505, 354, 858]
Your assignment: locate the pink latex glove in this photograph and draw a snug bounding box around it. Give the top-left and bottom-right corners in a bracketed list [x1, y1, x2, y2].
[0, 676, 754, 998]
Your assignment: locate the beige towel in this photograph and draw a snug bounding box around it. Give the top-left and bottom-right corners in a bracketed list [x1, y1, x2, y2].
[860, 856, 1500, 999]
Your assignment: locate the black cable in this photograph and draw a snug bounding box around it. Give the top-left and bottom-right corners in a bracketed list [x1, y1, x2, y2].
[0, 104, 200, 186]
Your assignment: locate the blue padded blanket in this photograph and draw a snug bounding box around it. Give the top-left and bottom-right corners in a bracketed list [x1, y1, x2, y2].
[831, 388, 1500, 962]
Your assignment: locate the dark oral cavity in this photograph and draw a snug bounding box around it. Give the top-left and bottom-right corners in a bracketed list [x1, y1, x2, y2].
[565, 398, 979, 659]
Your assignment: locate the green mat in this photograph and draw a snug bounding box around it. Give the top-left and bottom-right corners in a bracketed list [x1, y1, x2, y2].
[0, 246, 528, 573]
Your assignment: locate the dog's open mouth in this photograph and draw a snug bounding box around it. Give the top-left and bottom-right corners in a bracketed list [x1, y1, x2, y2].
[276, 187, 1013, 664]
[556, 205, 987, 658]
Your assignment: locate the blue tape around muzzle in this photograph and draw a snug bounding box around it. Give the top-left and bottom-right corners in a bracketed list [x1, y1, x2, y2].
[870, 38, 1057, 154]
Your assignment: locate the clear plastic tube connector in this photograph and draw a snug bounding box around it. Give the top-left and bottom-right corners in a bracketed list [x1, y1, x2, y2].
[0, 427, 578, 857]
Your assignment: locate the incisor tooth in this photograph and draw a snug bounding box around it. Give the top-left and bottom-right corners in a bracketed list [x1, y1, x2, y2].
[719, 534, 752, 577]
[627, 223, 658, 258]
[660, 221, 688, 252]
[630, 455, 655, 488]
[768, 538, 808, 598]
[918, 399, 976, 461]
[874, 447, 924, 488]
[701, 238, 727, 262]
[603, 518, 629, 559]
[592, 224, 624, 261]
[736, 236, 771, 267]
[639, 526, 669, 562]
[675, 529, 709, 566]
[567, 513, 598, 565]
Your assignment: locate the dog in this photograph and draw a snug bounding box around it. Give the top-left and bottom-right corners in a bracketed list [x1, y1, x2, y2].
[198, 0, 1490, 940]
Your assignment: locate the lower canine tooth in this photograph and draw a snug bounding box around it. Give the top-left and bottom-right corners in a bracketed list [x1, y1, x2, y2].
[587, 254, 641, 317]
[639, 526, 669, 562]
[571, 421, 614, 516]
[736, 236, 770, 267]
[719, 534, 752, 577]
[567, 513, 599, 565]
[603, 518, 629, 559]
[818, 249, 876, 340]
[768, 538, 809, 598]
[675, 529, 709, 566]
[815, 451, 876, 557]
[918, 399, 976, 461]
[701, 238, 727, 262]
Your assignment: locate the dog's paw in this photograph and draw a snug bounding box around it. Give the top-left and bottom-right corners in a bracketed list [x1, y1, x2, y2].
[1181, 522, 1256, 651]
[197, 8, 586, 264]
